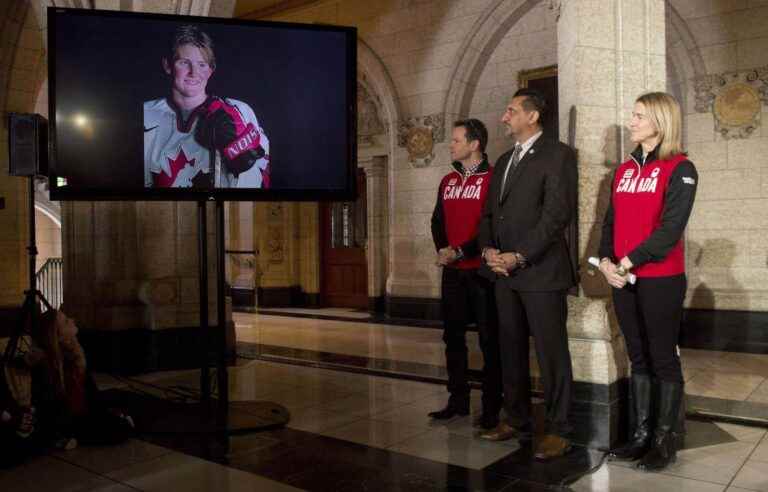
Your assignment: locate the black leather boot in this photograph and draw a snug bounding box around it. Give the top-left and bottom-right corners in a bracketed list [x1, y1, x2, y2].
[428, 396, 469, 419]
[609, 374, 652, 461]
[637, 381, 683, 472]
[674, 391, 686, 450]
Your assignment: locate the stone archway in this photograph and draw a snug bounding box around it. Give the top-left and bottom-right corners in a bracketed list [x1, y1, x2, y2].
[442, 0, 705, 125]
[666, 2, 707, 81]
[443, 0, 544, 121]
[358, 39, 402, 155]
[665, 1, 707, 129]
[356, 39, 401, 308]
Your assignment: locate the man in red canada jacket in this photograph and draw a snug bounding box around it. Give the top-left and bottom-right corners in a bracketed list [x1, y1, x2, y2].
[429, 119, 503, 430]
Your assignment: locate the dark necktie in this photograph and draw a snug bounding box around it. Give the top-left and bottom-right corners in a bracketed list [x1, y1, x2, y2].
[499, 144, 522, 203]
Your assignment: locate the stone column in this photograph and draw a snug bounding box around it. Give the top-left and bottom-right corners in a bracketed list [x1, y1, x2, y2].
[557, 0, 667, 447]
[63, 200, 223, 373]
[0, 177, 29, 307]
[252, 202, 297, 306]
[226, 202, 258, 308]
[359, 155, 388, 311]
[297, 202, 320, 306]
[250, 201, 319, 307]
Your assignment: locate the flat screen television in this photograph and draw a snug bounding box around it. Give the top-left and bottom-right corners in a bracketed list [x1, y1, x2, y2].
[48, 7, 357, 201]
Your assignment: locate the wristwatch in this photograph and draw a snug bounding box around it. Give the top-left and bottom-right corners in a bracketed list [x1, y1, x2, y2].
[510, 252, 526, 268]
[454, 246, 464, 261]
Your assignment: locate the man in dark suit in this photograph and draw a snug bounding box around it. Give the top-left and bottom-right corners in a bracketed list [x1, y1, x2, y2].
[477, 88, 577, 461]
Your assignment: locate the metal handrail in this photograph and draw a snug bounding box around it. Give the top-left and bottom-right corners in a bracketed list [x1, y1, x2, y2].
[35, 257, 63, 311]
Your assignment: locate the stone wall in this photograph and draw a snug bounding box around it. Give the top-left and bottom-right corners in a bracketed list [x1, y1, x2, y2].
[249, 202, 320, 304]
[1, 0, 765, 378]
[252, 0, 563, 301]
[34, 208, 60, 272]
[255, 0, 768, 316]
[0, 1, 45, 306]
[469, 2, 559, 160]
[667, 0, 768, 312]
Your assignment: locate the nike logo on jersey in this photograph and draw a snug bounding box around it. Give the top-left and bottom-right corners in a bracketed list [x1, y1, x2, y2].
[144, 125, 159, 132]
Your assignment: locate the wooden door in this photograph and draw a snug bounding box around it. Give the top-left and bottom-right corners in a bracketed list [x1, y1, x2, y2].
[321, 168, 368, 308]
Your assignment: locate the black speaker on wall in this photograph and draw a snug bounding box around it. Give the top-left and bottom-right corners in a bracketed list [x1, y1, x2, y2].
[8, 113, 48, 177]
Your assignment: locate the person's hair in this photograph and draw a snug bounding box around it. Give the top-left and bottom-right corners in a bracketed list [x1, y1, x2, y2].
[28, 309, 87, 399]
[454, 118, 488, 153]
[512, 88, 548, 129]
[167, 25, 216, 70]
[30, 310, 65, 397]
[635, 92, 684, 160]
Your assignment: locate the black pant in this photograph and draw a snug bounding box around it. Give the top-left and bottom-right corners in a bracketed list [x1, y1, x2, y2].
[495, 286, 573, 437]
[612, 274, 686, 383]
[0, 427, 40, 468]
[441, 267, 503, 413]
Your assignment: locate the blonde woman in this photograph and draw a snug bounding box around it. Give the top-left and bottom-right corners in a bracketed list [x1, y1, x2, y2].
[598, 92, 697, 471]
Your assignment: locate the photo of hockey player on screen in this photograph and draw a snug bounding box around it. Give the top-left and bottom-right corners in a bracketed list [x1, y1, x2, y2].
[143, 25, 270, 189]
[51, 8, 353, 200]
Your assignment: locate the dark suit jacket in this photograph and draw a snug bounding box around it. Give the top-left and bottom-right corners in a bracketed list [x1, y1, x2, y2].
[478, 136, 577, 291]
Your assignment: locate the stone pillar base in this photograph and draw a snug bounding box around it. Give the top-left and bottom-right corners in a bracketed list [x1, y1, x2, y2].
[79, 322, 236, 375]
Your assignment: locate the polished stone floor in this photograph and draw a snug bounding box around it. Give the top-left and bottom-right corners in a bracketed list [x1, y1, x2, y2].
[4, 309, 768, 491]
[235, 309, 768, 407]
[5, 360, 767, 491]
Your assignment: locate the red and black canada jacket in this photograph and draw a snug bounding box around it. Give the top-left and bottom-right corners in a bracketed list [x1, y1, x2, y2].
[599, 145, 698, 278]
[431, 159, 493, 270]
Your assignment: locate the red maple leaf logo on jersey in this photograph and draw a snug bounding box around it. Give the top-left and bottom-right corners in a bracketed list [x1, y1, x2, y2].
[153, 148, 197, 187]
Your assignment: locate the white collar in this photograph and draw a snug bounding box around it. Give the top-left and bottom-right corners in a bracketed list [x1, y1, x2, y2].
[515, 131, 543, 156]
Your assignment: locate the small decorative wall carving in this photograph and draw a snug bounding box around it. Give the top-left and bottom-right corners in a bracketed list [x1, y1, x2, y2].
[397, 113, 445, 167]
[549, 0, 562, 21]
[265, 204, 284, 264]
[266, 203, 284, 223]
[694, 66, 768, 139]
[266, 226, 284, 264]
[357, 82, 385, 146]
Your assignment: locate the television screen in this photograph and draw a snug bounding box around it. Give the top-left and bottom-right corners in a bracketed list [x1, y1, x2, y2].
[48, 7, 357, 201]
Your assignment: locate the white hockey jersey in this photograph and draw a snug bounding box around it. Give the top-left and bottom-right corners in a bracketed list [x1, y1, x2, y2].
[143, 97, 270, 188]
